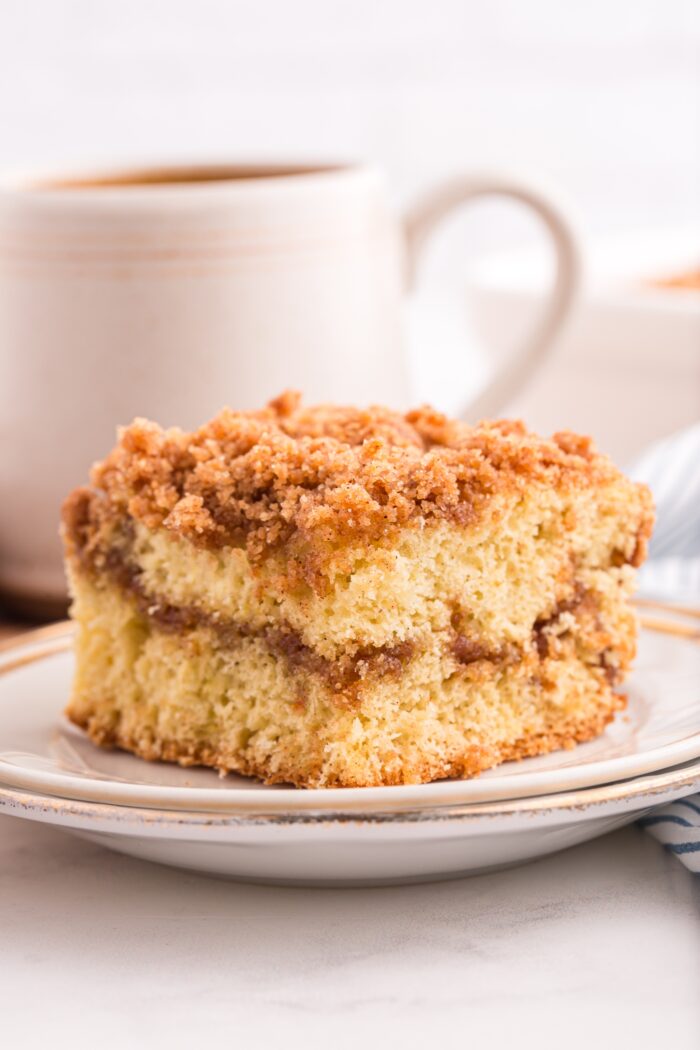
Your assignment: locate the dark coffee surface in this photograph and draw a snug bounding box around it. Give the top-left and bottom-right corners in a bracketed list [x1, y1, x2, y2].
[36, 164, 343, 190]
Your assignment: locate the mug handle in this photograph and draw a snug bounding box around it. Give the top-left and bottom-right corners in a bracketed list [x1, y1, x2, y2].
[403, 172, 582, 420]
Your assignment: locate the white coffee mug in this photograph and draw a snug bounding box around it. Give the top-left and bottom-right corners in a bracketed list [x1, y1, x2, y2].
[0, 161, 581, 611]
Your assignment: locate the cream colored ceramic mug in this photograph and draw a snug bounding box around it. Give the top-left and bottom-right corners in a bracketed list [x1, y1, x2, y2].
[0, 161, 581, 611]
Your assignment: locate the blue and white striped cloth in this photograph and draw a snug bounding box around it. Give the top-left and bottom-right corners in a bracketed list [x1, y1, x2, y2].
[630, 423, 700, 873]
[639, 800, 700, 873]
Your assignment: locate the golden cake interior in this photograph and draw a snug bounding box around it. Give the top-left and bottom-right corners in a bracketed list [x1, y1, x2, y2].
[62, 392, 653, 788]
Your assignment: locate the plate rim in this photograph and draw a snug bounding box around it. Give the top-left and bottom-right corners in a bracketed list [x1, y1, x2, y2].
[1, 621, 699, 816]
[2, 756, 700, 829]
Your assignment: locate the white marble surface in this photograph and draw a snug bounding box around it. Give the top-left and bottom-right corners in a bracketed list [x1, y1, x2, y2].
[1, 814, 698, 1048]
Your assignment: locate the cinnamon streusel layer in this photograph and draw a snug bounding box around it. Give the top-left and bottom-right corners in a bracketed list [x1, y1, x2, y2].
[62, 392, 653, 787]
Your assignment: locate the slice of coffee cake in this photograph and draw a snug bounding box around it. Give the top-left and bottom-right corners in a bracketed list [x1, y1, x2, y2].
[62, 391, 653, 788]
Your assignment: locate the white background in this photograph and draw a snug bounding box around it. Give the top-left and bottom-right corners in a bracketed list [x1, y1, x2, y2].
[1, 0, 698, 452]
[1, 0, 698, 246]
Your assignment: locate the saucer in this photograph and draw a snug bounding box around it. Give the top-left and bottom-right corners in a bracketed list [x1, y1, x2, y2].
[2, 761, 699, 885]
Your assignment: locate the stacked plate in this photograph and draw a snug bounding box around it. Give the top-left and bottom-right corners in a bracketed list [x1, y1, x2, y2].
[1, 621, 699, 886]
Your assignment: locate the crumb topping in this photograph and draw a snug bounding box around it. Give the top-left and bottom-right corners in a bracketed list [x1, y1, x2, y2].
[63, 392, 646, 587]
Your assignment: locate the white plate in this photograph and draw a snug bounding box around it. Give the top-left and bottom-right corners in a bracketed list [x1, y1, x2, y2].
[0, 622, 699, 814]
[2, 761, 699, 885]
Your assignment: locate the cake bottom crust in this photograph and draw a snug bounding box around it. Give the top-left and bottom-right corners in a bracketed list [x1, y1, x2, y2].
[69, 694, 623, 789]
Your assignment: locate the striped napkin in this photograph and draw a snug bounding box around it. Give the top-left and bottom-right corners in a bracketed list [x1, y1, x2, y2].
[638, 800, 700, 873]
[629, 424, 700, 872]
